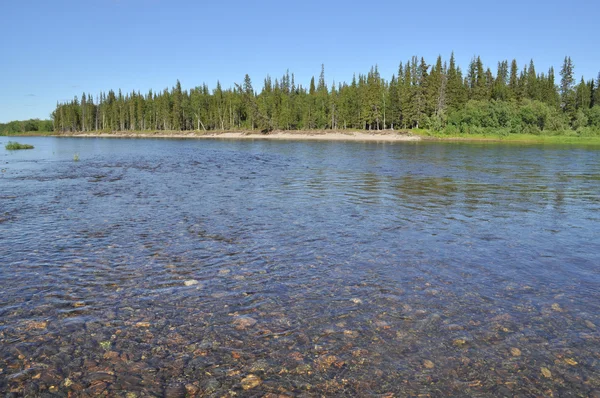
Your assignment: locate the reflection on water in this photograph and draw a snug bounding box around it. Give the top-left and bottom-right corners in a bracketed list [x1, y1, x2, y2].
[1, 137, 599, 396]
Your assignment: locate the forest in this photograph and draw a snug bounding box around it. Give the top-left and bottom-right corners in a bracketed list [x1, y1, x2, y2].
[0, 119, 53, 135]
[51, 54, 600, 136]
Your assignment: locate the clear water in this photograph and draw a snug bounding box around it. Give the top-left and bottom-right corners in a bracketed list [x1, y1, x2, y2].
[1, 137, 599, 396]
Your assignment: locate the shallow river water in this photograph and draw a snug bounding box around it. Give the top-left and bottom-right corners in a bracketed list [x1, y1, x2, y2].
[1, 137, 599, 397]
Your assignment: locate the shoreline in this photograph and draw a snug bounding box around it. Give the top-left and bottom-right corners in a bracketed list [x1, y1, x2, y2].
[3, 130, 600, 145]
[56, 130, 422, 142]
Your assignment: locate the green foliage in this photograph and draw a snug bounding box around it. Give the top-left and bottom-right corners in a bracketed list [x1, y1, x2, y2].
[50, 55, 600, 137]
[0, 119, 53, 135]
[587, 106, 600, 127]
[5, 141, 34, 150]
[445, 99, 567, 135]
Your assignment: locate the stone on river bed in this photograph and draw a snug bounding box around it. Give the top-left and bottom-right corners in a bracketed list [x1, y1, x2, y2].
[541, 367, 552, 378]
[164, 382, 186, 398]
[241, 374, 262, 390]
[233, 315, 258, 329]
[184, 279, 199, 286]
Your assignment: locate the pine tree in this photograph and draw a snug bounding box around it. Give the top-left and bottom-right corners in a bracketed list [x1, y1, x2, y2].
[242, 74, 256, 129]
[473, 56, 488, 101]
[493, 61, 509, 100]
[560, 56, 576, 119]
[316, 65, 329, 128]
[508, 59, 519, 100]
[594, 72, 600, 107]
[526, 59, 538, 100]
[446, 53, 466, 111]
[575, 77, 591, 110]
[543, 67, 560, 108]
[172, 80, 183, 130]
[388, 74, 400, 129]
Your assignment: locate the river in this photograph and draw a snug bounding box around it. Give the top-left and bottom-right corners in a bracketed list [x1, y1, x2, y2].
[1, 137, 599, 396]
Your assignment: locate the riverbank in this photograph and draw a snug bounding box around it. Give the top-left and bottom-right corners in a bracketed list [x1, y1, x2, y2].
[55, 129, 422, 142]
[420, 131, 600, 145]
[4, 129, 600, 145]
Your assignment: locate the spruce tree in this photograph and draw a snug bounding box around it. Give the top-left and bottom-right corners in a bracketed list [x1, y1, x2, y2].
[526, 60, 539, 100]
[594, 72, 600, 107]
[508, 60, 519, 100]
[560, 56, 576, 119]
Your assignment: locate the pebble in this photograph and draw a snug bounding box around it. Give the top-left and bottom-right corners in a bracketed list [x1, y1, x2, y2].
[233, 316, 258, 330]
[184, 279, 199, 286]
[294, 364, 312, 375]
[350, 298, 363, 304]
[343, 330, 358, 338]
[203, 378, 220, 394]
[447, 324, 464, 331]
[423, 360, 435, 369]
[241, 374, 262, 390]
[249, 359, 269, 372]
[316, 355, 344, 370]
[26, 321, 48, 330]
[585, 320, 596, 329]
[99, 341, 111, 350]
[185, 384, 200, 395]
[541, 367, 552, 378]
[164, 382, 186, 398]
[510, 347, 522, 357]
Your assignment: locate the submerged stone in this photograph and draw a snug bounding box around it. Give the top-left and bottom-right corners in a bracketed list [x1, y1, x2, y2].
[241, 374, 262, 390]
[233, 316, 258, 330]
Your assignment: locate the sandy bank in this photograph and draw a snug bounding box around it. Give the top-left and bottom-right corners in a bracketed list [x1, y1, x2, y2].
[61, 130, 422, 142]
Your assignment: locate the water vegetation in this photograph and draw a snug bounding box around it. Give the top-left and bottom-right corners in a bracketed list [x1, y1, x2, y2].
[5, 141, 34, 150]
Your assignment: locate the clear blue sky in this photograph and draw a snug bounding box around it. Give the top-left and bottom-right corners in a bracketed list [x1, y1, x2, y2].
[1, 0, 598, 123]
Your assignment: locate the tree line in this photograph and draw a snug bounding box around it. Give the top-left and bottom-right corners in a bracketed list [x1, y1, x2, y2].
[0, 119, 53, 134]
[52, 54, 600, 135]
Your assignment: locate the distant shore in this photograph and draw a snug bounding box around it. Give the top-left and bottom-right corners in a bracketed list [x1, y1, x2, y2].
[55, 129, 423, 142]
[3, 130, 600, 145]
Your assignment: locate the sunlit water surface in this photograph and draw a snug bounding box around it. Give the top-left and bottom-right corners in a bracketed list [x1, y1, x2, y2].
[1, 137, 599, 396]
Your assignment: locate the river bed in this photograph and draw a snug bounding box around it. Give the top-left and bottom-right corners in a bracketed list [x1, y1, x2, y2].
[1, 137, 599, 396]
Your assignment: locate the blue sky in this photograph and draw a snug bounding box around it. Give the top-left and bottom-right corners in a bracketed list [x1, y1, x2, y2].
[1, 0, 599, 123]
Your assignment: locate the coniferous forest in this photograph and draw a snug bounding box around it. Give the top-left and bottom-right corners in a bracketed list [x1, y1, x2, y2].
[52, 54, 600, 136]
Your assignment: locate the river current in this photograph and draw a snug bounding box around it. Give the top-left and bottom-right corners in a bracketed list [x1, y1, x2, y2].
[1, 137, 599, 396]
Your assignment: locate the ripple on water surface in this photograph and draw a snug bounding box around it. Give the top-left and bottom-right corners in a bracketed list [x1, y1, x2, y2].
[0, 137, 599, 396]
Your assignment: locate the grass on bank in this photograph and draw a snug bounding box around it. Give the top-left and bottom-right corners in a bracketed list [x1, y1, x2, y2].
[419, 129, 600, 145]
[0, 131, 54, 137]
[5, 141, 34, 150]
